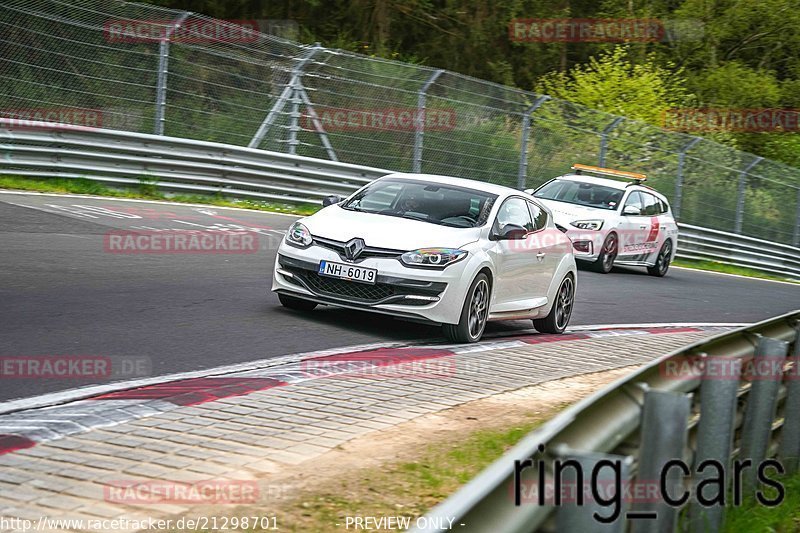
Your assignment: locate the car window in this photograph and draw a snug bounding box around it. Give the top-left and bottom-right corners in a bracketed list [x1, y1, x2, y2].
[534, 179, 623, 210]
[496, 197, 533, 232]
[641, 193, 660, 216]
[527, 201, 548, 231]
[341, 178, 498, 228]
[623, 191, 644, 213]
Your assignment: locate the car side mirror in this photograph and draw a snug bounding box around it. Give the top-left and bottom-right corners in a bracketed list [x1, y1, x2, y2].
[495, 224, 528, 240]
[322, 195, 343, 207]
[622, 205, 641, 216]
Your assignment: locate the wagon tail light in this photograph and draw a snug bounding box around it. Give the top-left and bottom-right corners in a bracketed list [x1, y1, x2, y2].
[400, 248, 467, 269]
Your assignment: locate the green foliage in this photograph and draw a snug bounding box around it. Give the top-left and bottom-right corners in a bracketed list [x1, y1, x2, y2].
[536, 48, 691, 125]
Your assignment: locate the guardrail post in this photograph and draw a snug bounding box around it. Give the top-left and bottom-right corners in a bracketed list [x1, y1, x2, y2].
[689, 356, 741, 533]
[248, 44, 322, 149]
[412, 69, 444, 173]
[516, 96, 550, 190]
[598, 117, 624, 167]
[673, 137, 702, 219]
[739, 336, 789, 492]
[631, 389, 691, 533]
[778, 326, 800, 474]
[734, 157, 763, 234]
[555, 450, 632, 532]
[154, 12, 191, 135]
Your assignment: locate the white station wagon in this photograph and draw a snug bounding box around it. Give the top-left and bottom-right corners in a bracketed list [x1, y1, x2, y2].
[272, 173, 578, 342]
[528, 164, 679, 277]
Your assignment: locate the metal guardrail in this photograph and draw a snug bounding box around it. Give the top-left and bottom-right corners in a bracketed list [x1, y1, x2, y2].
[413, 311, 800, 532]
[1, 120, 798, 281]
[0, 119, 384, 205]
[678, 224, 800, 281]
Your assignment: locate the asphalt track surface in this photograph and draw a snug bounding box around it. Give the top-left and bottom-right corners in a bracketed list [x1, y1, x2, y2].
[1, 191, 798, 402]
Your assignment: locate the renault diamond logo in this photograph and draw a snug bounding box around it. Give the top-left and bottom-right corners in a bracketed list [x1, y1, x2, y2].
[343, 238, 366, 261]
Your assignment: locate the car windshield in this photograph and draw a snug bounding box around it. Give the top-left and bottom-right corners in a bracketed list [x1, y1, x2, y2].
[534, 179, 624, 210]
[341, 179, 497, 228]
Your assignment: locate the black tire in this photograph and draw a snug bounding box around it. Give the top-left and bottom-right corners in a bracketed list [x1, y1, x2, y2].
[590, 233, 617, 274]
[278, 293, 318, 311]
[442, 273, 490, 343]
[647, 239, 673, 277]
[533, 275, 575, 334]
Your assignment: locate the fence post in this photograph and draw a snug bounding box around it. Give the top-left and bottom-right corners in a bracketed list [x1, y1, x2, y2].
[631, 389, 691, 533]
[516, 96, 550, 190]
[734, 157, 763, 234]
[673, 137, 702, 220]
[286, 85, 302, 156]
[555, 449, 632, 532]
[739, 336, 789, 492]
[598, 117, 624, 167]
[689, 356, 741, 533]
[778, 326, 800, 474]
[412, 69, 444, 173]
[154, 12, 191, 135]
[794, 188, 800, 247]
[248, 44, 322, 149]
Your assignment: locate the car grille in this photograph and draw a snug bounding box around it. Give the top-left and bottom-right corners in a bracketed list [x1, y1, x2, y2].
[312, 235, 403, 259]
[301, 272, 395, 302]
[278, 255, 445, 306]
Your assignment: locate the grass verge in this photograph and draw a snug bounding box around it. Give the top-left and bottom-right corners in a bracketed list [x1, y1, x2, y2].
[723, 473, 800, 531]
[673, 258, 798, 284]
[0, 175, 320, 216]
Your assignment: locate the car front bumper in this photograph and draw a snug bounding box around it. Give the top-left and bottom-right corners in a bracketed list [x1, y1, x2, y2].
[271, 239, 472, 325]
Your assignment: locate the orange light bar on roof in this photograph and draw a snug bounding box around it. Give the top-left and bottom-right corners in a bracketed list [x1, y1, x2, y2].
[571, 163, 647, 182]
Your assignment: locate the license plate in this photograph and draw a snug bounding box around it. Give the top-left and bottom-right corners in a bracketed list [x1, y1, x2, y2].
[318, 260, 377, 284]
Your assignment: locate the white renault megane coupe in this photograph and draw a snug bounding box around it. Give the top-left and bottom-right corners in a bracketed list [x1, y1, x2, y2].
[272, 173, 577, 343]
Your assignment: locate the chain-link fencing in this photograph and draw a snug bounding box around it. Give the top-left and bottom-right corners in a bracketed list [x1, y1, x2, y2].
[2, 0, 799, 245]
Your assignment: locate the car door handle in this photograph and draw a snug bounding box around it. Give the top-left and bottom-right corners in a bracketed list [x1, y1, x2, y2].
[639, 225, 648, 229]
[536, 252, 546, 260]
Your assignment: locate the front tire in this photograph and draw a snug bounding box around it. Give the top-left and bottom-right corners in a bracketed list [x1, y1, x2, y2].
[647, 240, 673, 277]
[533, 275, 575, 334]
[590, 233, 617, 274]
[442, 273, 490, 343]
[278, 293, 318, 311]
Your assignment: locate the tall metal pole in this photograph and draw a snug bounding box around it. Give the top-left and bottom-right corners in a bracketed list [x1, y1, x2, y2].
[734, 156, 763, 234]
[673, 136, 701, 219]
[516, 96, 550, 190]
[598, 117, 624, 167]
[412, 69, 444, 173]
[154, 12, 191, 135]
[248, 44, 322, 149]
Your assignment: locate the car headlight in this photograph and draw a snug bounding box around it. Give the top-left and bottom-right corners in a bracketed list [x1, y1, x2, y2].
[570, 219, 604, 230]
[400, 248, 467, 268]
[286, 222, 312, 248]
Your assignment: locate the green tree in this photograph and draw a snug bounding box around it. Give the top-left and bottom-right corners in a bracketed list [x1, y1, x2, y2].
[535, 47, 691, 125]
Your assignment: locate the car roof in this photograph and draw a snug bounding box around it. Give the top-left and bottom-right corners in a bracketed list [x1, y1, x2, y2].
[379, 172, 516, 197]
[552, 174, 670, 202]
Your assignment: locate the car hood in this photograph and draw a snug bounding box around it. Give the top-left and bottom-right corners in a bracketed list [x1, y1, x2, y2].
[302, 205, 482, 250]
[537, 199, 617, 225]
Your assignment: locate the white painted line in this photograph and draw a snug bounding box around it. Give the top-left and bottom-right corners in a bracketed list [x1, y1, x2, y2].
[0, 189, 303, 218]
